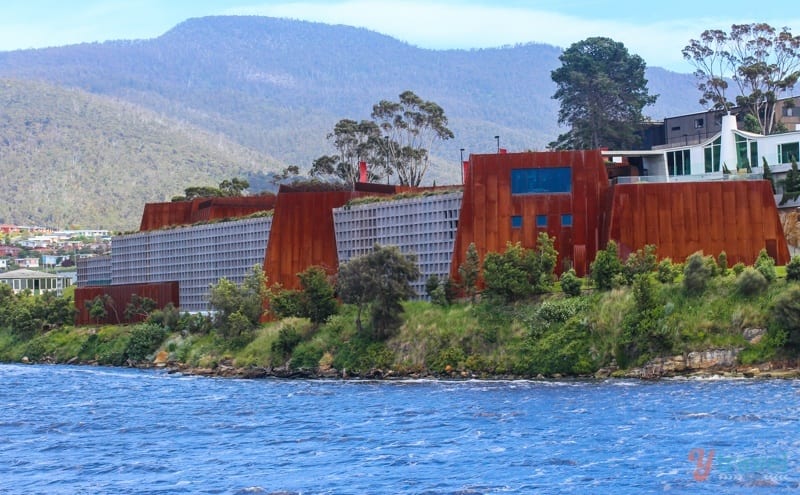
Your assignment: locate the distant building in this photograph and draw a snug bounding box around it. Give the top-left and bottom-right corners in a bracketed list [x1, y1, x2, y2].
[0, 269, 72, 296]
[15, 258, 39, 268]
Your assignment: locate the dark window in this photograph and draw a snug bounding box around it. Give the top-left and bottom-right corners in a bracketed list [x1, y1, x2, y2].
[671, 126, 681, 131]
[511, 167, 571, 194]
[561, 214, 573, 227]
[779, 142, 800, 163]
[694, 118, 704, 129]
[536, 215, 547, 228]
[511, 216, 522, 229]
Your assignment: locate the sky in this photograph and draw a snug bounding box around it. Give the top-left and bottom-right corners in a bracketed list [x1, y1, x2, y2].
[1, 1, 799, 73]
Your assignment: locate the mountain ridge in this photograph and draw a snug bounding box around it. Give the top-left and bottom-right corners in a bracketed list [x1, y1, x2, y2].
[0, 15, 705, 228]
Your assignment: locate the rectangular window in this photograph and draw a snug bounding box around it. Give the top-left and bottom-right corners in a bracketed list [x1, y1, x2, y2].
[783, 106, 796, 117]
[511, 216, 522, 229]
[694, 118, 704, 129]
[561, 214, 573, 227]
[704, 137, 721, 173]
[536, 215, 547, 228]
[735, 134, 750, 169]
[511, 167, 571, 194]
[667, 149, 691, 176]
[779, 142, 800, 164]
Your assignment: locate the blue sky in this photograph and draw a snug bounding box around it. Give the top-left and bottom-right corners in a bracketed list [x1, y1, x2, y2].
[1, 1, 798, 73]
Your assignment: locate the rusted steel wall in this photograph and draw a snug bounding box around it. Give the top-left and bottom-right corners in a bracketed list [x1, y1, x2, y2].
[264, 184, 408, 290]
[264, 191, 356, 291]
[74, 282, 180, 325]
[450, 150, 609, 279]
[605, 180, 790, 265]
[139, 196, 276, 231]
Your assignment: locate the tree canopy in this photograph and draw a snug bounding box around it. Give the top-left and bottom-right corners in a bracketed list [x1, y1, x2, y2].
[550, 37, 657, 150]
[336, 244, 420, 340]
[172, 177, 251, 202]
[311, 91, 453, 188]
[683, 23, 800, 134]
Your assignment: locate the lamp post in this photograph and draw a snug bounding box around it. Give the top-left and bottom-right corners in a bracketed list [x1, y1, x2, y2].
[494, 135, 500, 153]
[460, 148, 465, 184]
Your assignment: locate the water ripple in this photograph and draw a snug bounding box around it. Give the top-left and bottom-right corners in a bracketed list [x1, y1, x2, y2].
[0, 364, 798, 494]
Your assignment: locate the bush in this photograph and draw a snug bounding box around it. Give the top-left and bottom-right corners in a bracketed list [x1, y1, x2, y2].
[125, 324, 167, 362]
[771, 286, 800, 349]
[683, 252, 712, 295]
[736, 268, 768, 297]
[732, 262, 746, 275]
[717, 251, 728, 275]
[656, 259, 677, 284]
[271, 325, 302, 362]
[590, 240, 623, 290]
[623, 245, 657, 284]
[787, 256, 800, 282]
[290, 341, 324, 369]
[754, 249, 776, 283]
[560, 268, 582, 297]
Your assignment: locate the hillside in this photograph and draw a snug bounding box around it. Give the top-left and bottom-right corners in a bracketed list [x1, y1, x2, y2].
[0, 79, 282, 230]
[0, 16, 704, 184]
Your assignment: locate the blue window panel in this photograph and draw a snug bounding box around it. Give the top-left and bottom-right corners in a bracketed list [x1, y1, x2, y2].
[536, 215, 547, 228]
[511, 167, 572, 194]
[511, 216, 522, 228]
[561, 214, 573, 227]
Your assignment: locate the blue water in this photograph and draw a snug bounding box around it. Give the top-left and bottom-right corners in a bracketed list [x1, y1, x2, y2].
[0, 365, 798, 494]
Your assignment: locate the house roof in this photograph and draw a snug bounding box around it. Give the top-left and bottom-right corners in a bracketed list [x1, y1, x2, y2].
[0, 269, 58, 280]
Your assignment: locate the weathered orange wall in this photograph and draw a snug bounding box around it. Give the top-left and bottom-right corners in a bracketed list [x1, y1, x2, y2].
[74, 282, 180, 325]
[263, 183, 407, 290]
[451, 150, 610, 278]
[139, 195, 276, 231]
[605, 180, 789, 265]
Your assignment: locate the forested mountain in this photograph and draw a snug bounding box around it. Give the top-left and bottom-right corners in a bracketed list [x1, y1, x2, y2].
[0, 16, 704, 228]
[0, 79, 282, 230]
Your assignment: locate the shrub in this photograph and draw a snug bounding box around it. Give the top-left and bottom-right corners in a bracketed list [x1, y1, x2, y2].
[732, 262, 746, 275]
[271, 325, 302, 362]
[771, 286, 800, 349]
[290, 341, 324, 370]
[125, 324, 167, 362]
[683, 252, 712, 295]
[560, 268, 582, 297]
[787, 256, 800, 282]
[754, 249, 776, 283]
[717, 251, 728, 275]
[656, 258, 677, 284]
[590, 240, 623, 290]
[736, 268, 768, 297]
[623, 245, 657, 284]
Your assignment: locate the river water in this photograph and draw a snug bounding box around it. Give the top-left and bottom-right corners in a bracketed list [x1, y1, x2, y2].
[0, 364, 798, 494]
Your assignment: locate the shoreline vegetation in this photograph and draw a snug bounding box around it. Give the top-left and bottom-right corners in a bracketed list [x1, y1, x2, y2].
[1, 243, 800, 381]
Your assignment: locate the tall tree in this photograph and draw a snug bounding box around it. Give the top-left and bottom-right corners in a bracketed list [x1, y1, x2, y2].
[371, 91, 454, 187]
[683, 23, 800, 134]
[336, 245, 420, 339]
[550, 37, 657, 150]
[310, 119, 384, 186]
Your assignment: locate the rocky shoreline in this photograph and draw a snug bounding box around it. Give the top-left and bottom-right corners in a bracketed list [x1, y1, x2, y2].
[19, 347, 800, 381]
[148, 347, 800, 381]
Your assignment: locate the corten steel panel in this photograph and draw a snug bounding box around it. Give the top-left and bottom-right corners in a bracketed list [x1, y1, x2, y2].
[264, 191, 357, 291]
[139, 196, 276, 231]
[451, 150, 609, 280]
[74, 282, 179, 325]
[606, 181, 789, 267]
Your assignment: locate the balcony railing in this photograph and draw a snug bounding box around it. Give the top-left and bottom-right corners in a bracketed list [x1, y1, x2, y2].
[613, 172, 765, 185]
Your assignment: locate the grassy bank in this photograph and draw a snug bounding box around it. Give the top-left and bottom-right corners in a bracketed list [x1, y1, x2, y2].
[1, 268, 798, 378]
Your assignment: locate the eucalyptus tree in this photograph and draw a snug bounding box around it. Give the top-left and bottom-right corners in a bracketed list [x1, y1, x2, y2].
[371, 90, 454, 187]
[310, 119, 385, 186]
[683, 23, 800, 134]
[550, 37, 656, 150]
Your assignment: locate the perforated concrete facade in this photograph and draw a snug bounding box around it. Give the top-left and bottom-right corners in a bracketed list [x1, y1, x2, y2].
[332, 192, 462, 298]
[77, 256, 112, 286]
[108, 216, 272, 312]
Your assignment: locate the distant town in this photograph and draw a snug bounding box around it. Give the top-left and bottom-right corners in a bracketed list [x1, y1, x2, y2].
[0, 224, 110, 274]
